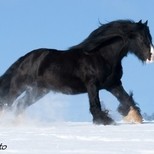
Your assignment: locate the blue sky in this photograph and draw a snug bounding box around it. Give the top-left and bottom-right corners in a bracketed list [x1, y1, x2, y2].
[0, 0, 154, 121]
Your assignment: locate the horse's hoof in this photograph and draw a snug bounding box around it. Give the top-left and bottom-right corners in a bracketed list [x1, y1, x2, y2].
[93, 116, 115, 125]
[123, 106, 143, 124]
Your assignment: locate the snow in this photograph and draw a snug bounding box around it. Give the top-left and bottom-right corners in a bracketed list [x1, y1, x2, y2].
[0, 119, 154, 154]
[0, 93, 154, 154]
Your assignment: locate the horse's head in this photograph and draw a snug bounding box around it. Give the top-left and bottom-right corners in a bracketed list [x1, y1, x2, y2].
[128, 20, 154, 63]
[70, 19, 154, 63]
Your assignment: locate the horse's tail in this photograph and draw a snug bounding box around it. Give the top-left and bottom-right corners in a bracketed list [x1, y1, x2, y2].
[0, 49, 48, 108]
[0, 75, 11, 108]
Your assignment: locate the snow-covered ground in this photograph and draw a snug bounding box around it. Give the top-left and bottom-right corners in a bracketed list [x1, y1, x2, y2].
[0, 93, 154, 154]
[0, 118, 154, 154]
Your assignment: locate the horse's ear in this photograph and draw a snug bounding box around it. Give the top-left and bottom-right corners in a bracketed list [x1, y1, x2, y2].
[138, 20, 142, 24]
[144, 20, 148, 26]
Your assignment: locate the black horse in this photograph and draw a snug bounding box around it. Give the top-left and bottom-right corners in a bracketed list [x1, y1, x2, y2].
[0, 20, 154, 125]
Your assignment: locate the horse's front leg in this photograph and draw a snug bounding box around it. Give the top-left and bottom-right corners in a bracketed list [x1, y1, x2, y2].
[86, 81, 114, 125]
[108, 84, 142, 123]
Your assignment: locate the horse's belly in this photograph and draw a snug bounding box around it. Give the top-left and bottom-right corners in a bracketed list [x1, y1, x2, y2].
[46, 76, 87, 95]
[59, 80, 87, 94]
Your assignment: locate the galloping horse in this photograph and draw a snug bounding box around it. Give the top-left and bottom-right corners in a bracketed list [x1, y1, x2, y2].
[0, 20, 153, 125]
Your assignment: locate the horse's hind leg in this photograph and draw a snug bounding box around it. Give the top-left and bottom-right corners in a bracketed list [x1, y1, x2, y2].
[15, 86, 49, 115]
[109, 84, 142, 123]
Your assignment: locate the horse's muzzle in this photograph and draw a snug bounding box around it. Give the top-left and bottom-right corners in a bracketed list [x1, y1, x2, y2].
[146, 45, 154, 63]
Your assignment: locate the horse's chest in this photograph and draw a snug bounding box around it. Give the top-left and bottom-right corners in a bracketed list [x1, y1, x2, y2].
[99, 65, 123, 88]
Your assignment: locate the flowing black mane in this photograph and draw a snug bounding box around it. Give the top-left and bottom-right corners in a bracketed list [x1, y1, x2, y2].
[70, 20, 135, 52]
[0, 19, 153, 125]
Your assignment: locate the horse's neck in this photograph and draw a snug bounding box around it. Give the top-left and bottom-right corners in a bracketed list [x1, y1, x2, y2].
[99, 41, 128, 66]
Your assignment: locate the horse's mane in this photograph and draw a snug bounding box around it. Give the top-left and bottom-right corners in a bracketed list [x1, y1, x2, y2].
[70, 20, 135, 52]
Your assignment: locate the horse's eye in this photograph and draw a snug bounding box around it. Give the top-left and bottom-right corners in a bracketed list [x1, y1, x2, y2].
[138, 36, 144, 42]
